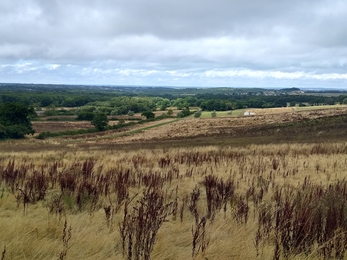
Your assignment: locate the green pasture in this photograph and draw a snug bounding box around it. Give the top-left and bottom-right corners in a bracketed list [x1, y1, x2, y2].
[189, 109, 247, 118]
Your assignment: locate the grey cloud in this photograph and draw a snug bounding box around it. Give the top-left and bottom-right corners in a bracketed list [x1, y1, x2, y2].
[1, 0, 335, 42]
[0, 0, 347, 88]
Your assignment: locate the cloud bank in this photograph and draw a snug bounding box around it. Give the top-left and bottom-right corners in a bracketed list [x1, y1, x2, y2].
[1, 0, 347, 88]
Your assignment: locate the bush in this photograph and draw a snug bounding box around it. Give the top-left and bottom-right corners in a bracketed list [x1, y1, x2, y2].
[127, 110, 135, 116]
[43, 109, 57, 116]
[76, 112, 95, 121]
[167, 109, 173, 116]
[177, 107, 191, 118]
[4, 125, 33, 139]
[155, 113, 168, 120]
[56, 109, 76, 116]
[194, 111, 202, 118]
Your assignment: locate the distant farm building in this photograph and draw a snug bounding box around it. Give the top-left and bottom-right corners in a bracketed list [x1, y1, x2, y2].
[244, 111, 256, 116]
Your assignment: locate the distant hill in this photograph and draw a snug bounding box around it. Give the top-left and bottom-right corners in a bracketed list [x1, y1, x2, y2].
[280, 87, 301, 92]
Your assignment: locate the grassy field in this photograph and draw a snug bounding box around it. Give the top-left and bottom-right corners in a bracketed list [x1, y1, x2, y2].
[2, 143, 347, 259]
[2, 106, 347, 259]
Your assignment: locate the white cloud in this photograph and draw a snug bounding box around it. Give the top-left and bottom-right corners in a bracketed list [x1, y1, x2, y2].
[48, 64, 60, 70]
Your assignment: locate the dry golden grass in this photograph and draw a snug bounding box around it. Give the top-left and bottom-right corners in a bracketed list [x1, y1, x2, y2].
[23, 106, 347, 150]
[246, 104, 346, 115]
[2, 141, 347, 259]
[55, 106, 347, 144]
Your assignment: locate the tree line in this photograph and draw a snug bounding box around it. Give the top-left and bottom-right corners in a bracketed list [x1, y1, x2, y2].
[0, 92, 347, 115]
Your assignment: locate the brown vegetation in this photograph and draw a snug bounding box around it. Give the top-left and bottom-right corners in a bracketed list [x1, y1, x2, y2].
[32, 121, 94, 133]
[30, 106, 347, 145]
[2, 107, 347, 259]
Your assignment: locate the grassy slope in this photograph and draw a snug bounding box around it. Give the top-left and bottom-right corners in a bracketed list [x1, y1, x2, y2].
[99, 113, 347, 151]
[2, 109, 347, 259]
[2, 110, 347, 153]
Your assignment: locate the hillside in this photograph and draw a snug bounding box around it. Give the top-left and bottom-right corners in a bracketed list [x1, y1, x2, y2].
[9, 106, 347, 153]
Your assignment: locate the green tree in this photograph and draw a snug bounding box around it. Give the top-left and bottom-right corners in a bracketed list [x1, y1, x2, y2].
[28, 105, 37, 119]
[177, 107, 191, 118]
[0, 124, 6, 139]
[91, 113, 108, 130]
[211, 111, 217, 118]
[110, 109, 119, 116]
[173, 98, 189, 110]
[156, 98, 171, 110]
[141, 111, 155, 119]
[0, 102, 35, 139]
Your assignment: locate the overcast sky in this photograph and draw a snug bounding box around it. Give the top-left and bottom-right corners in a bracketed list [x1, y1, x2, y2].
[1, 0, 347, 89]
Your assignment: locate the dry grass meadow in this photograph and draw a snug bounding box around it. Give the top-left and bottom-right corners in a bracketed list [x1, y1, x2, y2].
[2, 106, 347, 259]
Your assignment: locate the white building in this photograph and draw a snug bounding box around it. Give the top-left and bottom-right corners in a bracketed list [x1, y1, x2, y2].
[244, 111, 256, 116]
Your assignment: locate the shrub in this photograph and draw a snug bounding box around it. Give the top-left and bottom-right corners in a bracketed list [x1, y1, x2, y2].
[76, 111, 95, 121]
[127, 110, 135, 116]
[141, 111, 155, 119]
[194, 110, 202, 118]
[167, 109, 173, 116]
[43, 109, 58, 116]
